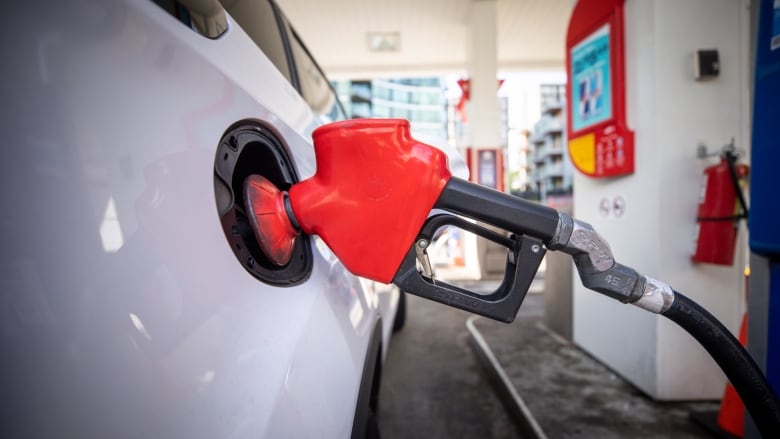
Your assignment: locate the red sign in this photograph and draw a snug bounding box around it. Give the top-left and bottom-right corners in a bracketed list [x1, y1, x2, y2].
[456, 79, 471, 122]
[565, 0, 634, 177]
[465, 147, 504, 192]
[455, 79, 506, 123]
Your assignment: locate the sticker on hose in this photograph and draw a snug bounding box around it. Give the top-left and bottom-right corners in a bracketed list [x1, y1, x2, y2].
[773, 0, 780, 51]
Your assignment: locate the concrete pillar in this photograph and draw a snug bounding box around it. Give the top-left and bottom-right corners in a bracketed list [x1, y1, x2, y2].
[466, 0, 500, 149]
[465, 0, 505, 279]
[572, 0, 751, 400]
[544, 206, 574, 339]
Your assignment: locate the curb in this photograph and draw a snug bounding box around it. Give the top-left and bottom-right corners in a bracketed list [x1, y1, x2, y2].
[466, 316, 548, 439]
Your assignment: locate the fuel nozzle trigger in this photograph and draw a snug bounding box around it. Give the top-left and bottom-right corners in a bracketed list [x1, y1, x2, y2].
[392, 214, 546, 323]
[413, 238, 436, 284]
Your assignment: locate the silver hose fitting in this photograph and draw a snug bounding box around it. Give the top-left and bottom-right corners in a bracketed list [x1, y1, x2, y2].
[634, 277, 675, 313]
[549, 213, 647, 306]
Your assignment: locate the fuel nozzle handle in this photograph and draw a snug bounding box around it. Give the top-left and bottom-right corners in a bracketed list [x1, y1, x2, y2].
[436, 176, 673, 313]
[434, 177, 560, 242]
[435, 176, 673, 314]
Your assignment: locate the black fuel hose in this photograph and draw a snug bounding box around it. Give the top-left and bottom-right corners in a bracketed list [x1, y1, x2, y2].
[662, 291, 780, 437]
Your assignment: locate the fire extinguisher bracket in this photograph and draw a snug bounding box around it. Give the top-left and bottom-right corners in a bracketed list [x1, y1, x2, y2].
[692, 143, 750, 266]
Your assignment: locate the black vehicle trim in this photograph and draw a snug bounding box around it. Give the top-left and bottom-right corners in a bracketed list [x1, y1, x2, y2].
[351, 317, 383, 439]
[269, 0, 301, 92]
[286, 26, 349, 119]
[270, 0, 348, 120]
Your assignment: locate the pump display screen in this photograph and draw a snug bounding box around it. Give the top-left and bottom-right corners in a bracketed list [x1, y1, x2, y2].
[570, 24, 612, 132]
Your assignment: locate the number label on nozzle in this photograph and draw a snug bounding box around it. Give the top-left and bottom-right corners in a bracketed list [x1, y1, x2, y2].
[604, 274, 621, 287]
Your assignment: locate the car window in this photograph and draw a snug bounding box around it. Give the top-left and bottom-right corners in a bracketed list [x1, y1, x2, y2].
[219, 0, 293, 84]
[285, 26, 347, 121]
[153, 0, 228, 39]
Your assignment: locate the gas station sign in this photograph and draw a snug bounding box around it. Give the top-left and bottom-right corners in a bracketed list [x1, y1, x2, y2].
[566, 0, 634, 178]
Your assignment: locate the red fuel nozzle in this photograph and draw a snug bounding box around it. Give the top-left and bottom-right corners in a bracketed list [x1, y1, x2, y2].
[245, 119, 452, 283]
[246, 118, 557, 322]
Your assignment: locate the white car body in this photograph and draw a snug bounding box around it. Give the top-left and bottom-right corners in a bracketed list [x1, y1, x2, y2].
[2, 1, 406, 437]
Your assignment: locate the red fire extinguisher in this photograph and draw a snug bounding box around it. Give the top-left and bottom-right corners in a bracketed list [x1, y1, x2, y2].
[692, 145, 749, 266]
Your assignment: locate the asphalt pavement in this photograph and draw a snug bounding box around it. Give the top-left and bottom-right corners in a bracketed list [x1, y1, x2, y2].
[378, 281, 721, 439]
[377, 292, 520, 438]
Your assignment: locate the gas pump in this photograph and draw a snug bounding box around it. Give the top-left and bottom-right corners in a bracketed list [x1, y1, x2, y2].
[745, 0, 780, 437]
[244, 118, 780, 437]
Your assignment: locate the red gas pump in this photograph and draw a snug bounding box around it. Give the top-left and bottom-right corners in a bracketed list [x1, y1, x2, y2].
[692, 145, 749, 266]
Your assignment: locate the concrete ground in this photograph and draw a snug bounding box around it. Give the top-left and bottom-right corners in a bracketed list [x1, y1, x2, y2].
[378, 281, 721, 438]
[377, 292, 520, 438]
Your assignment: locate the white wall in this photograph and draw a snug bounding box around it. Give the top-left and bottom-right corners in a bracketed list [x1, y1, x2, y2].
[573, 0, 750, 399]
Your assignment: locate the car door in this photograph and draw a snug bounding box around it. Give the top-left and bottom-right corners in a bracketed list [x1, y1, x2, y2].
[1, 0, 392, 437]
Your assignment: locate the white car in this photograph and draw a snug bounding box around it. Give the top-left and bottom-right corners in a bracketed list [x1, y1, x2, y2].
[2, 0, 406, 437]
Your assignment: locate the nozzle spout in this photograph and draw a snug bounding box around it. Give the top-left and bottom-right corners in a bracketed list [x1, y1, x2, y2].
[243, 174, 300, 266]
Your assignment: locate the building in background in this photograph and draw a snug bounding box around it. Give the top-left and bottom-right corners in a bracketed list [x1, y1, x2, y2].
[507, 129, 536, 199]
[333, 78, 448, 141]
[527, 84, 572, 206]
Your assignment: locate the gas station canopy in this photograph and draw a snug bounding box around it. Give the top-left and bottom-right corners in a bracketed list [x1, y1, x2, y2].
[277, 0, 572, 78]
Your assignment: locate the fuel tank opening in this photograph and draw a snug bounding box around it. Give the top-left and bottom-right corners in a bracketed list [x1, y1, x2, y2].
[213, 121, 312, 287]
